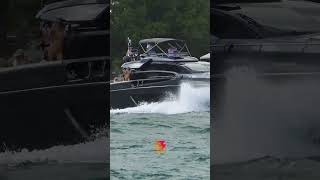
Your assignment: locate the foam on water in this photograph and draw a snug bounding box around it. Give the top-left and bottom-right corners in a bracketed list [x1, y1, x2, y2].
[213, 68, 320, 164]
[110, 106, 210, 179]
[110, 83, 210, 115]
[0, 131, 109, 165]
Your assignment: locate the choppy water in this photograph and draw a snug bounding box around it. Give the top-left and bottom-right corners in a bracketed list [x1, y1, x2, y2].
[0, 131, 109, 180]
[213, 156, 320, 180]
[213, 69, 320, 179]
[110, 83, 210, 179]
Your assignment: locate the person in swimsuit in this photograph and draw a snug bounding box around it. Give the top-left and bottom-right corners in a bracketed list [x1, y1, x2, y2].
[47, 22, 65, 61]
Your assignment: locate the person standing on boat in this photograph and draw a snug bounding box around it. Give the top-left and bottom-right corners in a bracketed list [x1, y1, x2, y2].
[47, 21, 65, 61]
[123, 37, 134, 63]
[126, 37, 132, 56]
[122, 67, 131, 81]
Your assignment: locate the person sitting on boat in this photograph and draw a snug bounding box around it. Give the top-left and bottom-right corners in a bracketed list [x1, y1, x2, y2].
[126, 37, 132, 56]
[123, 56, 131, 63]
[146, 43, 156, 56]
[12, 49, 30, 66]
[122, 68, 131, 81]
[123, 37, 136, 63]
[168, 47, 178, 59]
[112, 72, 121, 82]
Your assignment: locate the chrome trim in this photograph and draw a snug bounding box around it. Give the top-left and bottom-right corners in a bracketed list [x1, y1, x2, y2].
[0, 81, 107, 95]
[110, 84, 180, 92]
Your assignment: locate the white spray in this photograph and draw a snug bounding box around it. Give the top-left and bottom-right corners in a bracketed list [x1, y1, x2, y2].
[213, 69, 320, 164]
[110, 83, 210, 115]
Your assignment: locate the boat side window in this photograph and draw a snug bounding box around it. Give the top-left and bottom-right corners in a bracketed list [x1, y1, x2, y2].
[212, 11, 257, 39]
[66, 62, 90, 81]
[66, 60, 107, 81]
[132, 71, 176, 83]
[143, 63, 190, 74]
[90, 60, 107, 77]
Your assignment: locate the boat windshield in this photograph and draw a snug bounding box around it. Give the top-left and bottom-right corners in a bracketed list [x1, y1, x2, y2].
[236, 12, 314, 37]
[140, 40, 191, 58]
[38, 4, 106, 22]
[183, 62, 210, 72]
[232, 2, 320, 37]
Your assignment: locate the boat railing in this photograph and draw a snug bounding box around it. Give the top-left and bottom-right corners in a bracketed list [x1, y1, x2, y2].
[0, 56, 108, 71]
[111, 70, 180, 86]
[140, 52, 190, 59]
[211, 42, 320, 53]
[64, 56, 109, 82]
[0, 56, 109, 84]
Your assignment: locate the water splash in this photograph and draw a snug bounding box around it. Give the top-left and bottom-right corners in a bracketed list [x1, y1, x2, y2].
[213, 69, 320, 164]
[110, 83, 210, 115]
[0, 130, 109, 165]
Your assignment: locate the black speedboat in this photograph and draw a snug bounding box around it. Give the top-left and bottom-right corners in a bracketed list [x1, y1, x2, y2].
[110, 38, 209, 109]
[211, 1, 320, 164]
[212, 1, 320, 110]
[212, 1, 320, 77]
[0, 0, 109, 151]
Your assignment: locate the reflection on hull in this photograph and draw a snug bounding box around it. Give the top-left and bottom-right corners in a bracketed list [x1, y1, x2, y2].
[110, 78, 181, 109]
[110, 77, 210, 109]
[212, 70, 320, 164]
[0, 82, 108, 151]
[211, 1, 320, 165]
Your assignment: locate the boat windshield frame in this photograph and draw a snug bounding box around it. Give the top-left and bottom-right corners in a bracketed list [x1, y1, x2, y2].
[36, 0, 108, 23]
[139, 38, 192, 58]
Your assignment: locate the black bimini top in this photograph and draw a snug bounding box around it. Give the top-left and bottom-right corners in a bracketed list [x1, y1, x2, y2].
[36, 0, 108, 22]
[139, 38, 184, 44]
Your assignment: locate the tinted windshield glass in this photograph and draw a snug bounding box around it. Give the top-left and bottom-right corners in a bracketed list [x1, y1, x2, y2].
[39, 4, 106, 21]
[183, 62, 210, 72]
[232, 1, 320, 35]
[212, 11, 257, 39]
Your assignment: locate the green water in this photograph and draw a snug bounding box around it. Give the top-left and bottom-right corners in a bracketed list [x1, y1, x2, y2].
[0, 162, 108, 180]
[110, 112, 210, 179]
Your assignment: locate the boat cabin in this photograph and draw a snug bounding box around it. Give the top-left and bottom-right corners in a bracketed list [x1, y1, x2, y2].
[0, 0, 109, 92]
[115, 38, 209, 82]
[0, 0, 109, 151]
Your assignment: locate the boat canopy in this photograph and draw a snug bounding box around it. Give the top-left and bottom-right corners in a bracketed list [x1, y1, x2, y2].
[138, 38, 192, 58]
[139, 38, 184, 44]
[36, 0, 108, 22]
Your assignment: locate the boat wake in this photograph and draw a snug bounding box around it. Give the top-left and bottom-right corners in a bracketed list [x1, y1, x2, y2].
[0, 129, 108, 165]
[110, 83, 210, 115]
[213, 155, 320, 179]
[213, 69, 320, 164]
